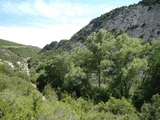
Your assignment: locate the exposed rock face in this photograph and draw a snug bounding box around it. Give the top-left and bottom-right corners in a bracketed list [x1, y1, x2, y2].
[5, 61, 15, 69]
[70, 0, 160, 43]
[42, 0, 160, 51]
[41, 40, 74, 52]
[42, 41, 58, 51]
[17, 57, 30, 75]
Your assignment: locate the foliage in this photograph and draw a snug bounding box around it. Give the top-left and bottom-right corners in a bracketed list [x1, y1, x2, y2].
[133, 39, 160, 108]
[100, 97, 136, 114]
[85, 29, 115, 87]
[98, 97, 139, 120]
[1, 29, 160, 119]
[37, 52, 72, 91]
[63, 66, 91, 97]
[109, 34, 150, 98]
[140, 94, 160, 120]
[0, 39, 40, 71]
[0, 63, 42, 119]
[35, 29, 154, 105]
[43, 84, 58, 101]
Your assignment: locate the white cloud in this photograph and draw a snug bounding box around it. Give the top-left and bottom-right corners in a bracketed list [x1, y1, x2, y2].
[2, 1, 36, 15]
[2, 2, 21, 15]
[0, 0, 114, 48]
[35, 0, 60, 17]
[1, 0, 113, 19]
[18, 2, 35, 15]
[72, 18, 91, 25]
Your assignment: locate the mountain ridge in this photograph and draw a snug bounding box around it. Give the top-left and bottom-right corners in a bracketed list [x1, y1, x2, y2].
[42, 0, 160, 51]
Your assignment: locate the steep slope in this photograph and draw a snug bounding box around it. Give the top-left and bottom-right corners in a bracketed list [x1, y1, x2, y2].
[70, 0, 160, 43]
[42, 0, 160, 51]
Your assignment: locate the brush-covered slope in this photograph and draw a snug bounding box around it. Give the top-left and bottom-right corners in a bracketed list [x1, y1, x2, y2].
[0, 38, 41, 70]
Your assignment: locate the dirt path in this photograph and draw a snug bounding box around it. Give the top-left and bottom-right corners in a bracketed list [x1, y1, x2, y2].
[31, 83, 37, 88]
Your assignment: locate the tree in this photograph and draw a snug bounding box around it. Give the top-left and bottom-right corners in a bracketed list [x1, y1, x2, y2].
[144, 39, 160, 99]
[109, 34, 149, 98]
[43, 83, 58, 101]
[86, 29, 115, 87]
[133, 39, 160, 108]
[71, 46, 92, 75]
[140, 94, 160, 120]
[36, 52, 72, 91]
[63, 66, 91, 97]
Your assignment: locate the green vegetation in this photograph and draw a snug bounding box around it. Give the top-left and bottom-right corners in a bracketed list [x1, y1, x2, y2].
[1, 29, 160, 119]
[140, 0, 160, 5]
[0, 39, 41, 70]
[0, 39, 40, 58]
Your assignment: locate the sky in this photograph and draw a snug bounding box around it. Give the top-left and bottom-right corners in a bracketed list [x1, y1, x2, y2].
[0, 0, 141, 48]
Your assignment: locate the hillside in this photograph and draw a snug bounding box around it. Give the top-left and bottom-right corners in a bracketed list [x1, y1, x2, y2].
[0, 39, 40, 56]
[70, 0, 160, 42]
[42, 0, 160, 51]
[0, 38, 41, 71]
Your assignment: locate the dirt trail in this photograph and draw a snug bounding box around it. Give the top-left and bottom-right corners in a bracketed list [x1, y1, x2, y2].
[31, 83, 37, 88]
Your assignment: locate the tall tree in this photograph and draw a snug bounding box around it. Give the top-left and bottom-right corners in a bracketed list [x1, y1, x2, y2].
[109, 34, 150, 98]
[85, 29, 115, 87]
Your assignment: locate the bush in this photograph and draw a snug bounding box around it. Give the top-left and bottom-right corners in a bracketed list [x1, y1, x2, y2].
[99, 97, 136, 115]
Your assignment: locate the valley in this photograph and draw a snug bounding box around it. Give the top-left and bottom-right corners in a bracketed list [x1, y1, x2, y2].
[0, 0, 160, 119]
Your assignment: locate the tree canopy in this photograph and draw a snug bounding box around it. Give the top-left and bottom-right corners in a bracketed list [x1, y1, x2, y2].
[1, 29, 160, 119]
